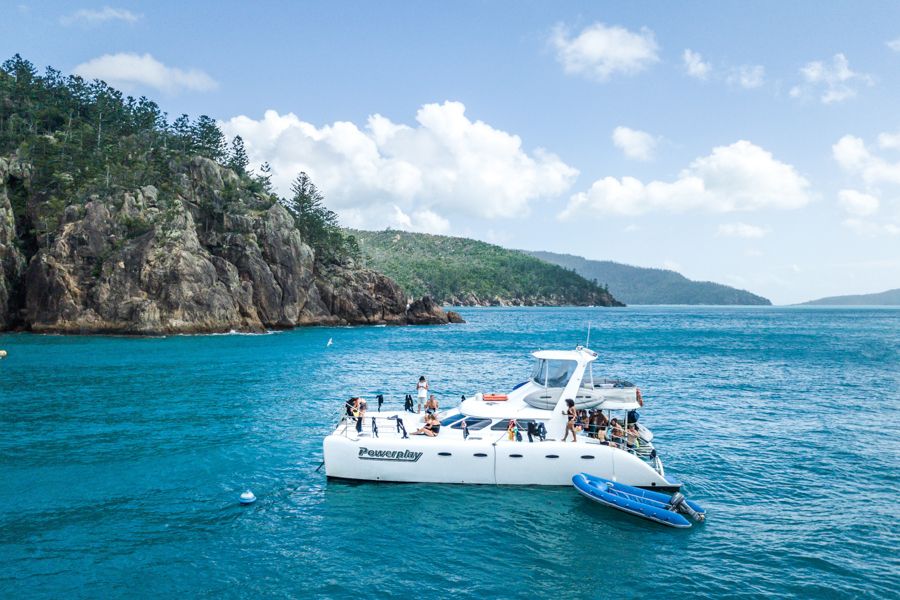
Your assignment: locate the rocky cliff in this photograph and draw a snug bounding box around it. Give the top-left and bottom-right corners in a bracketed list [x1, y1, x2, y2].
[0, 156, 457, 334]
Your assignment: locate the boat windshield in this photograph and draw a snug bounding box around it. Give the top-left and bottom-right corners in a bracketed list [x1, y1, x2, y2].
[530, 359, 578, 388]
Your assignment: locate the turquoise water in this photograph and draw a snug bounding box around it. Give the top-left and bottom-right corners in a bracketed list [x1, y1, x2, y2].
[1, 307, 898, 598]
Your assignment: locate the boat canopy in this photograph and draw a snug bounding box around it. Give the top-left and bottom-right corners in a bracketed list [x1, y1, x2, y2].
[597, 399, 641, 411]
[532, 348, 597, 362]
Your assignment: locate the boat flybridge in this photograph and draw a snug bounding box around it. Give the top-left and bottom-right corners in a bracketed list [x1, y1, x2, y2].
[323, 346, 682, 491]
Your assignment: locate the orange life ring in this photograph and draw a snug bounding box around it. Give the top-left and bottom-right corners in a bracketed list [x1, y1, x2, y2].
[483, 394, 509, 401]
[636, 388, 643, 406]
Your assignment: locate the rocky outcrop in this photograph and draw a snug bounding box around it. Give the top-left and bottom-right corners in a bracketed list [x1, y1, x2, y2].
[2, 156, 457, 334]
[0, 157, 27, 329]
[447, 310, 465, 323]
[406, 296, 451, 325]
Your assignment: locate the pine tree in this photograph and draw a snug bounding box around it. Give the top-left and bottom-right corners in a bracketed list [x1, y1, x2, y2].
[228, 135, 249, 175]
[191, 115, 226, 160]
[282, 172, 346, 261]
[256, 161, 273, 193]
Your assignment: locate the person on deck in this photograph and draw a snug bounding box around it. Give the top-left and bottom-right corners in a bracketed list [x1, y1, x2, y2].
[416, 376, 428, 414]
[626, 423, 641, 449]
[561, 399, 577, 442]
[414, 413, 440, 437]
[608, 419, 626, 447]
[357, 397, 368, 421]
[425, 394, 439, 415]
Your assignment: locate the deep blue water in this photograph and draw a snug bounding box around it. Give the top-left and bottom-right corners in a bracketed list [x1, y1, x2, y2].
[1, 307, 898, 598]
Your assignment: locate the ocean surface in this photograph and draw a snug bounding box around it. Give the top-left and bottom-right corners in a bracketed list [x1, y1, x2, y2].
[1, 306, 898, 598]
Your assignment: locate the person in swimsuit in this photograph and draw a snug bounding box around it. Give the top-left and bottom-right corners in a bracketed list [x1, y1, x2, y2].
[414, 413, 440, 437]
[561, 398, 577, 442]
[608, 418, 626, 447]
[626, 423, 640, 449]
[424, 394, 439, 415]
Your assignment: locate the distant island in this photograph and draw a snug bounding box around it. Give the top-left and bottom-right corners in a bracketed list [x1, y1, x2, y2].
[353, 230, 623, 307]
[799, 288, 900, 306]
[526, 251, 771, 305]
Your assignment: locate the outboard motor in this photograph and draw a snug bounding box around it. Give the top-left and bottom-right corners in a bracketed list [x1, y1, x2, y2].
[667, 492, 705, 522]
[376, 394, 384, 412]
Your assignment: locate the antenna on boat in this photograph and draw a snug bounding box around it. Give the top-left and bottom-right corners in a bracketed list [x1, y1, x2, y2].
[585, 321, 592, 348]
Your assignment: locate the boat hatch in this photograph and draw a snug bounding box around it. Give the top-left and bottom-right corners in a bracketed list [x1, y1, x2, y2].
[489, 419, 537, 430]
[440, 413, 466, 427]
[450, 417, 491, 430]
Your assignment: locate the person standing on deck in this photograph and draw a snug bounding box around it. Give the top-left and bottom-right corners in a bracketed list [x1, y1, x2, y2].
[416, 376, 428, 414]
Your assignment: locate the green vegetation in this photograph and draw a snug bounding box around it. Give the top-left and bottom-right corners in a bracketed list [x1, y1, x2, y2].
[282, 173, 360, 264]
[0, 54, 355, 265]
[352, 229, 622, 306]
[527, 251, 771, 305]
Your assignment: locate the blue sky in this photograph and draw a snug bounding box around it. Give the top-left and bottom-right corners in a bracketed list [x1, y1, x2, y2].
[5, 1, 900, 303]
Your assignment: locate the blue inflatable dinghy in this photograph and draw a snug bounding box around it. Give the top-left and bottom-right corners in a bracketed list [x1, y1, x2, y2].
[572, 473, 706, 528]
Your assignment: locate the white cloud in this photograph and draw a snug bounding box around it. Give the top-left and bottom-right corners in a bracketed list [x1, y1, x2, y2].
[681, 51, 766, 91]
[728, 65, 765, 89]
[221, 101, 578, 226]
[550, 22, 659, 82]
[682, 49, 711, 80]
[790, 53, 873, 104]
[833, 133, 900, 236]
[388, 206, 450, 234]
[60, 6, 141, 25]
[887, 38, 900, 52]
[717, 223, 770, 238]
[833, 135, 900, 185]
[560, 140, 811, 218]
[877, 130, 900, 149]
[838, 189, 879, 216]
[842, 218, 900, 237]
[611, 126, 658, 161]
[73, 53, 217, 94]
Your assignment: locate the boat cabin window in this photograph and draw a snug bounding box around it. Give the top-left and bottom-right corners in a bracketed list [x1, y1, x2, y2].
[531, 359, 578, 388]
[440, 413, 466, 427]
[530, 359, 547, 386]
[490, 419, 535, 431]
[450, 417, 492, 431]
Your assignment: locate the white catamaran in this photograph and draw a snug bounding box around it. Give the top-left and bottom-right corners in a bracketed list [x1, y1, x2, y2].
[323, 346, 682, 491]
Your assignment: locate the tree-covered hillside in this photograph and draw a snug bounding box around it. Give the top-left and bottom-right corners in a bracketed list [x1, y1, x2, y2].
[353, 230, 623, 306]
[527, 251, 771, 305]
[0, 54, 357, 265]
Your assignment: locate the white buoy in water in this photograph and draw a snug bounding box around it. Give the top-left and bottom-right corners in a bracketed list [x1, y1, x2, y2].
[0, 350, 7, 359]
[239, 490, 256, 505]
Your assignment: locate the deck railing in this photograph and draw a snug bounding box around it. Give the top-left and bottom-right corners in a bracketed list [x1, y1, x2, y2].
[333, 410, 426, 439]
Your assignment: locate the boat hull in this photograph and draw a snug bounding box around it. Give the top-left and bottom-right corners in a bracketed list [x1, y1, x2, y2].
[323, 434, 678, 489]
